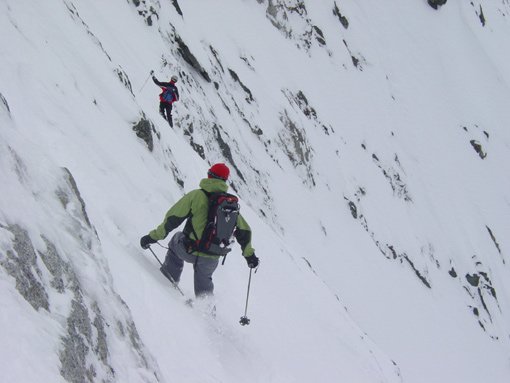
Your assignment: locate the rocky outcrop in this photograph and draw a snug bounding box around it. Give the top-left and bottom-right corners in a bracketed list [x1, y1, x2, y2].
[129, 0, 159, 26]
[427, 0, 447, 10]
[0, 165, 161, 383]
[1, 224, 50, 311]
[262, 0, 327, 51]
[133, 114, 158, 152]
[174, 32, 211, 82]
[278, 110, 315, 186]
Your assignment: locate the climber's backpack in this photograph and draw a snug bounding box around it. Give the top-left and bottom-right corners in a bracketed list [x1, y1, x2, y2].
[161, 87, 175, 102]
[193, 191, 240, 256]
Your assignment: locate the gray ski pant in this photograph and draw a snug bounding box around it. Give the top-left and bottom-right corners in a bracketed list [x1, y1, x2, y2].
[163, 231, 220, 297]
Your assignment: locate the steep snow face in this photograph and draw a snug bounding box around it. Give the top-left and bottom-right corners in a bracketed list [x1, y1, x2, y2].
[1, 0, 510, 382]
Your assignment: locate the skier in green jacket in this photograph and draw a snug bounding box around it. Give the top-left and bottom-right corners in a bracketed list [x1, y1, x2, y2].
[140, 163, 259, 297]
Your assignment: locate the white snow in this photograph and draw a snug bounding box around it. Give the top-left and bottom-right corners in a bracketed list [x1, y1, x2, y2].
[1, 0, 510, 382]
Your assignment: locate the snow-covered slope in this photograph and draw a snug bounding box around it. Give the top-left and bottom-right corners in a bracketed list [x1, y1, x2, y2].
[1, 0, 510, 382]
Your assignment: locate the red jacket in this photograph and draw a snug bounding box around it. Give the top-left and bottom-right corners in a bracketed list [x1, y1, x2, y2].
[153, 77, 179, 104]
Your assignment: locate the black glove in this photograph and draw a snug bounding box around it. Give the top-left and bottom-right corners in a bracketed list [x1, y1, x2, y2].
[245, 254, 259, 269]
[140, 234, 157, 249]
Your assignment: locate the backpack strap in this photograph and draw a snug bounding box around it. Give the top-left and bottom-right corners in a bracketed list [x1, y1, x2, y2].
[184, 189, 211, 253]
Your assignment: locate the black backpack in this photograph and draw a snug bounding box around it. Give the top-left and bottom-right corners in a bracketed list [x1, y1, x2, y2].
[193, 191, 240, 256]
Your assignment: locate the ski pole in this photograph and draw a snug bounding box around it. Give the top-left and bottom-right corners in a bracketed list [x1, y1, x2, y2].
[148, 246, 163, 267]
[138, 69, 154, 93]
[239, 268, 254, 326]
[147, 246, 185, 296]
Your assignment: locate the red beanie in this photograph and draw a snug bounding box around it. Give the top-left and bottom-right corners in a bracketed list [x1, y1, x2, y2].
[208, 163, 230, 180]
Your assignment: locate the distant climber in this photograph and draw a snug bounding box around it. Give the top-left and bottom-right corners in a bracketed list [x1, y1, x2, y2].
[152, 73, 179, 127]
[140, 163, 259, 297]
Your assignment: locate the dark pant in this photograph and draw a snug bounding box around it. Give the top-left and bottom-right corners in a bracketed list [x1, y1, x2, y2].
[159, 102, 173, 127]
[163, 232, 220, 297]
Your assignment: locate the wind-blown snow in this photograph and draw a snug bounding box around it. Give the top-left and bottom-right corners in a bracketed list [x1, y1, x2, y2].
[1, 0, 510, 382]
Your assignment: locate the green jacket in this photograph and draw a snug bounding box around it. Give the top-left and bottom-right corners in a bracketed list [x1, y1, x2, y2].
[149, 178, 255, 258]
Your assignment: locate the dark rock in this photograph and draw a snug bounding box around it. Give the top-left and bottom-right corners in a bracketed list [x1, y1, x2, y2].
[114, 67, 133, 96]
[174, 34, 211, 82]
[302, 257, 318, 275]
[38, 236, 66, 293]
[210, 46, 224, 73]
[212, 124, 245, 182]
[402, 254, 431, 288]
[278, 111, 315, 185]
[333, 2, 349, 29]
[388, 245, 398, 259]
[312, 25, 326, 46]
[228, 68, 254, 103]
[470, 140, 487, 159]
[370, 153, 412, 202]
[486, 226, 502, 257]
[477, 5, 486, 26]
[295, 91, 317, 119]
[132, 116, 155, 152]
[346, 199, 357, 219]
[183, 123, 205, 159]
[1, 224, 49, 311]
[343, 40, 363, 70]
[172, 0, 183, 16]
[131, 0, 159, 25]
[466, 273, 480, 287]
[427, 0, 447, 10]
[189, 137, 205, 159]
[60, 168, 92, 228]
[243, 118, 263, 136]
[60, 297, 94, 383]
[0, 92, 10, 115]
[91, 303, 110, 367]
[126, 320, 150, 369]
